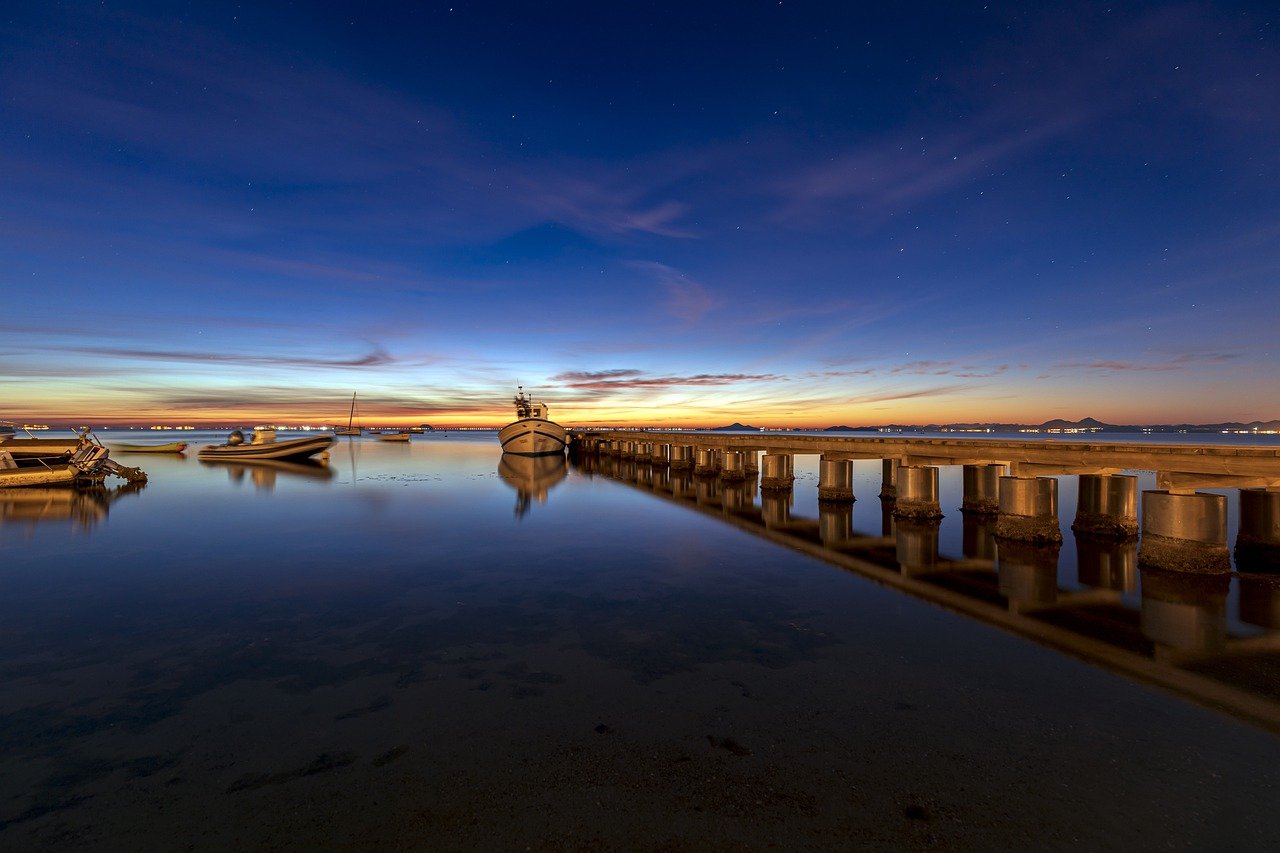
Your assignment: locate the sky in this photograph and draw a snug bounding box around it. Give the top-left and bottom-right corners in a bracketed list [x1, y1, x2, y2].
[1, 1, 1277, 428]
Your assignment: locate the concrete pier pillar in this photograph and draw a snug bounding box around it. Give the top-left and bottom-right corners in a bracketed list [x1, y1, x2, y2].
[1076, 535, 1138, 591]
[650, 443, 670, 465]
[760, 453, 794, 490]
[1140, 567, 1229, 655]
[961, 464, 1005, 514]
[743, 449, 759, 474]
[819, 501, 854, 545]
[670, 444, 693, 471]
[962, 511, 998, 560]
[896, 519, 941, 576]
[817, 456, 855, 502]
[1072, 474, 1139, 538]
[694, 447, 720, 476]
[720, 449, 748, 481]
[995, 476, 1062, 543]
[1139, 491, 1230, 573]
[893, 466, 942, 520]
[997, 540, 1061, 610]
[879, 459, 897, 500]
[1236, 488, 1280, 571]
[607, 440, 622, 457]
[762, 489, 792, 527]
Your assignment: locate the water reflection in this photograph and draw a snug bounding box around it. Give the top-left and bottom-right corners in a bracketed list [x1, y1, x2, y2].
[0, 483, 143, 533]
[498, 452, 567, 518]
[575, 452, 1280, 733]
[199, 458, 334, 490]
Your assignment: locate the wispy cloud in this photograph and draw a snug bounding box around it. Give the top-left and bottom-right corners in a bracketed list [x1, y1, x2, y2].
[49, 346, 396, 369]
[550, 369, 780, 391]
[1056, 353, 1239, 373]
[627, 261, 720, 323]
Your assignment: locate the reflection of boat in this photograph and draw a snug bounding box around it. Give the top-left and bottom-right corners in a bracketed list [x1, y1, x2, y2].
[0, 437, 146, 487]
[498, 452, 567, 517]
[498, 387, 566, 456]
[0, 482, 143, 531]
[200, 457, 334, 489]
[198, 427, 334, 461]
[334, 393, 362, 436]
[377, 431, 412, 442]
[112, 442, 188, 453]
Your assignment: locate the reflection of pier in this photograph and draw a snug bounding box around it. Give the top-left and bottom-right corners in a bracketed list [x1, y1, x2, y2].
[572, 433, 1280, 573]
[572, 442, 1280, 733]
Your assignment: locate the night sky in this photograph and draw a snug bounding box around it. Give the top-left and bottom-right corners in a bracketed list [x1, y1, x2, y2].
[2, 2, 1276, 427]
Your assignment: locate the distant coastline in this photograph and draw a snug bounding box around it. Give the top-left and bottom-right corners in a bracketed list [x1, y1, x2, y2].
[704, 417, 1280, 435]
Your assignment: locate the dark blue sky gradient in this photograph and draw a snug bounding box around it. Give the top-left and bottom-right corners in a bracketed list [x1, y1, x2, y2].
[2, 2, 1277, 426]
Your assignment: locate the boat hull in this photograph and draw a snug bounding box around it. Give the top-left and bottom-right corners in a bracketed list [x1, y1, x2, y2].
[198, 435, 334, 461]
[112, 442, 188, 453]
[498, 418, 566, 456]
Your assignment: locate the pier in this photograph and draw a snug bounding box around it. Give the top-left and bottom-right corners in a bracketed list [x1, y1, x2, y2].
[570, 436, 1280, 733]
[571, 431, 1280, 573]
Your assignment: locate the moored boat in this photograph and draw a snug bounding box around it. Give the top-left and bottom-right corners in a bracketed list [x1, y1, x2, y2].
[377, 431, 412, 442]
[498, 387, 566, 457]
[198, 428, 334, 461]
[333, 393, 362, 436]
[112, 442, 188, 453]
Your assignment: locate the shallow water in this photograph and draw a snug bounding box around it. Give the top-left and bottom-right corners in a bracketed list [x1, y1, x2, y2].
[2, 431, 1280, 849]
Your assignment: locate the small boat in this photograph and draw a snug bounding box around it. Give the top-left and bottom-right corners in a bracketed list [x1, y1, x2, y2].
[333, 393, 362, 436]
[377, 431, 412, 442]
[498, 386, 566, 456]
[0, 421, 15, 441]
[112, 442, 188, 453]
[198, 427, 334, 461]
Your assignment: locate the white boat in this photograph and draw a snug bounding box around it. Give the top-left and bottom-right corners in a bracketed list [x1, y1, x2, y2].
[498, 387, 566, 457]
[334, 393, 362, 436]
[198, 427, 334, 461]
[377, 431, 412, 442]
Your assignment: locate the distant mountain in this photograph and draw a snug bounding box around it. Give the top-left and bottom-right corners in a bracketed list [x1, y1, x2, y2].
[1039, 416, 1111, 430]
[706, 422, 759, 431]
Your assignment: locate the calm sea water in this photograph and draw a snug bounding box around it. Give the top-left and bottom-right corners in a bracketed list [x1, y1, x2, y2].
[2, 429, 1280, 848]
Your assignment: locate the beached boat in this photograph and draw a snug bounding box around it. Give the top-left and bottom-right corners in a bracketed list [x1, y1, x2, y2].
[0, 435, 81, 461]
[198, 427, 334, 461]
[334, 393, 362, 436]
[377, 431, 412, 442]
[112, 442, 188, 453]
[498, 387, 566, 457]
[0, 438, 146, 488]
